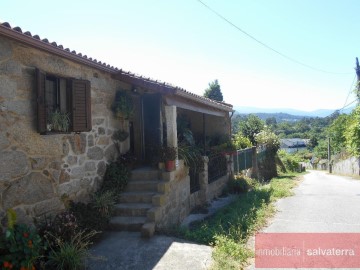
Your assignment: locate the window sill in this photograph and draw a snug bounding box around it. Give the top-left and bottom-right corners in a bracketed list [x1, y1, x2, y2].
[41, 131, 72, 135]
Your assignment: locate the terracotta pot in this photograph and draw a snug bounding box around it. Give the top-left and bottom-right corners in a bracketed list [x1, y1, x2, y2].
[165, 160, 175, 172]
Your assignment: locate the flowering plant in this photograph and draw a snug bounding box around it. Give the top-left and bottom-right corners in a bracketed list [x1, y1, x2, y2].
[0, 210, 42, 270]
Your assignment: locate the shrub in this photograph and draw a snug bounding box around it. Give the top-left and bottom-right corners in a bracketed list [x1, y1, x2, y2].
[0, 210, 43, 270]
[69, 202, 108, 232]
[278, 150, 301, 172]
[101, 161, 130, 196]
[37, 211, 79, 251]
[92, 191, 116, 219]
[228, 175, 255, 193]
[233, 134, 252, 150]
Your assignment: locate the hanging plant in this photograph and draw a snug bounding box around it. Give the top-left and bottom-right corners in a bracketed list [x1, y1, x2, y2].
[112, 129, 129, 142]
[111, 90, 134, 119]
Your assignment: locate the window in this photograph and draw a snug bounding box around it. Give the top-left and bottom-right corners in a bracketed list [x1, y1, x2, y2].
[36, 68, 92, 134]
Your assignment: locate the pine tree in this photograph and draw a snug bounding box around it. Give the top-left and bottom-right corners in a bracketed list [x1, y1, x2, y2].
[203, 79, 223, 102]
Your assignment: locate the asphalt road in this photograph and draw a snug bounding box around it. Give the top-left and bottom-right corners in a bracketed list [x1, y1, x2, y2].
[249, 170, 360, 270]
[265, 170, 360, 233]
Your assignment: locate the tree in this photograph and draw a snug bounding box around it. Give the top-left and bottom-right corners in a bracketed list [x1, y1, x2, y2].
[203, 79, 223, 102]
[345, 106, 360, 156]
[255, 128, 280, 153]
[265, 117, 277, 129]
[238, 114, 265, 145]
[327, 114, 349, 154]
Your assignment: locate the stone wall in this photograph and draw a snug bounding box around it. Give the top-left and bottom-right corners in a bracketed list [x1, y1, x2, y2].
[156, 156, 231, 229]
[0, 36, 130, 224]
[332, 157, 360, 177]
[156, 161, 190, 229]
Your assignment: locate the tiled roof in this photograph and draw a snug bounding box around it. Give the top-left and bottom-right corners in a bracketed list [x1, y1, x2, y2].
[0, 22, 233, 112]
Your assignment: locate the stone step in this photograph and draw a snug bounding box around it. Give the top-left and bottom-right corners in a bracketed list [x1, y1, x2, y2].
[119, 191, 157, 203]
[141, 222, 155, 238]
[109, 216, 147, 231]
[113, 203, 153, 216]
[126, 180, 159, 192]
[131, 167, 160, 181]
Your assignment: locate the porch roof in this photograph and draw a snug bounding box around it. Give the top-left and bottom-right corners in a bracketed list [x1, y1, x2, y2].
[0, 22, 233, 114]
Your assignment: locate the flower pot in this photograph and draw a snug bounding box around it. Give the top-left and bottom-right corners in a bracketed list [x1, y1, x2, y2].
[165, 160, 175, 172]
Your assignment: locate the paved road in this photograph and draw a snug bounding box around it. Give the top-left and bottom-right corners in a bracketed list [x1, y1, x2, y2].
[249, 170, 360, 270]
[266, 170, 360, 233]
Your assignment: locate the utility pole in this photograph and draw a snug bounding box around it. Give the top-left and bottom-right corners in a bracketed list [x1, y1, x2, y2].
[328, 137, 332, 173]
[355, 58, 360, 103]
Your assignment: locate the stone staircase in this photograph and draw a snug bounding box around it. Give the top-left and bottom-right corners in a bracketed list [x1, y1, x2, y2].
[109, 167, 167, 237]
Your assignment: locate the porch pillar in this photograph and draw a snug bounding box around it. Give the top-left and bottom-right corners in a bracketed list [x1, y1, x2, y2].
[165, 105, 177, 148]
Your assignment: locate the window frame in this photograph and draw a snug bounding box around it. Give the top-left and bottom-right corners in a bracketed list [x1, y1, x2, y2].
[36, 68, 92, 134]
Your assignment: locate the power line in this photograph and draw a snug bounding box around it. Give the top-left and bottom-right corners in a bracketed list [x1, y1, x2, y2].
[339, 99, 357, 112]
[196, 0, 352, 75]
[342, 74, 356, 109]
[326, 98, 357, 118]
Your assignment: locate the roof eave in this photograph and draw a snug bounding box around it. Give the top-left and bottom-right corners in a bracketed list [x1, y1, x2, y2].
[0, 24, 118, 74]
[174, 89, 233, 112]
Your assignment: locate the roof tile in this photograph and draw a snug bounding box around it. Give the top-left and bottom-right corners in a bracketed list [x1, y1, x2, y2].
[0, 21, 233, 111]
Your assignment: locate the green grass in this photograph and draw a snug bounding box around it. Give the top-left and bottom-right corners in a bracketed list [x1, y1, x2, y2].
[178, 172, 302, 269]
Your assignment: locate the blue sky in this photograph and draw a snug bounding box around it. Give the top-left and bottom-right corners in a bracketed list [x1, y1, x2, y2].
[2, 0, 360, 111]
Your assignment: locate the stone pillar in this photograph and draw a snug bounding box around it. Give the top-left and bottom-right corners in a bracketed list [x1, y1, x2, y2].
[165, 106, 177, 148]
[226, 154, 233, 178]
[200, 156, 209, 203]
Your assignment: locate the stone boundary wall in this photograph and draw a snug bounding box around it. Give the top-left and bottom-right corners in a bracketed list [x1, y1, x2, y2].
[156, 162, 190, 229]
[155, 155, 232, 229]
[332, 157, 360, 177]
[0, 35, 130, 224]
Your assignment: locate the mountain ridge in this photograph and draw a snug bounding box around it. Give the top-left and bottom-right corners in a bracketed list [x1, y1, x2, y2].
[233, 106, 354, 117]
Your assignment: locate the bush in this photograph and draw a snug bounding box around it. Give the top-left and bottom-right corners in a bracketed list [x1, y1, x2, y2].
[228, 175, 255, 193]
[69, 202, 108, 232]
[92, 191, 116, 219]
[101, 161, 130, 196]
[233, 134, 252, 150]
[37, 211, 79, 252]
[278, 150, 301, 172]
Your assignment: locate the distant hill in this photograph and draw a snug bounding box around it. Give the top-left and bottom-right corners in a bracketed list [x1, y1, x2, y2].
[233, 106, 355, 118]
[235, 112, 305, 122]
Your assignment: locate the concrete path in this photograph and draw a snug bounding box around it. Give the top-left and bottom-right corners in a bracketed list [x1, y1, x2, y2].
[86, 196, 237, 270]
[86, 232, 212, 270]
[248, 170, 360, 270]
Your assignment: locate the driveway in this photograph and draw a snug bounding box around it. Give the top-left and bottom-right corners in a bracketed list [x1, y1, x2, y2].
[248, 170, 360, 270]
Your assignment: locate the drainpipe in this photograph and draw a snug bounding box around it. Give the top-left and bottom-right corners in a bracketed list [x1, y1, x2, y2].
[229, 110, 235, 135]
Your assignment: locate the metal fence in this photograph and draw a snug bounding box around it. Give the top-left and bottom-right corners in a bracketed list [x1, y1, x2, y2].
[189, 166, 200, 193]
[208, 152, 228, 183]
[233, 147, 253, 174]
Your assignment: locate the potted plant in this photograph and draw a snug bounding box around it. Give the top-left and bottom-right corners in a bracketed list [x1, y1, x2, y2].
[161, 146, 177, 172]
[111, 90, 134, 119]
[48, 110, 70, 132]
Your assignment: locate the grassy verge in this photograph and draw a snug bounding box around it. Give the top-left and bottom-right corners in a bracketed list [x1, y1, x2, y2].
[178, 172, 303, 269]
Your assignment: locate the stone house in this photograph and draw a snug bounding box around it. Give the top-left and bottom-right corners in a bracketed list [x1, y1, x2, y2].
[0, 22, 233, 233]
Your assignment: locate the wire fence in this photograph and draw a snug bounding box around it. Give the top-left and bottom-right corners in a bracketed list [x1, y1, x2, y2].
[233, 147, 253, 174]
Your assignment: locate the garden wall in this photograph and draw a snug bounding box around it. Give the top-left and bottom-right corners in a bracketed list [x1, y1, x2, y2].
[332, 157, 360, 177]
[156, 157, 232, 229]
[0, 35, 130, 224]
